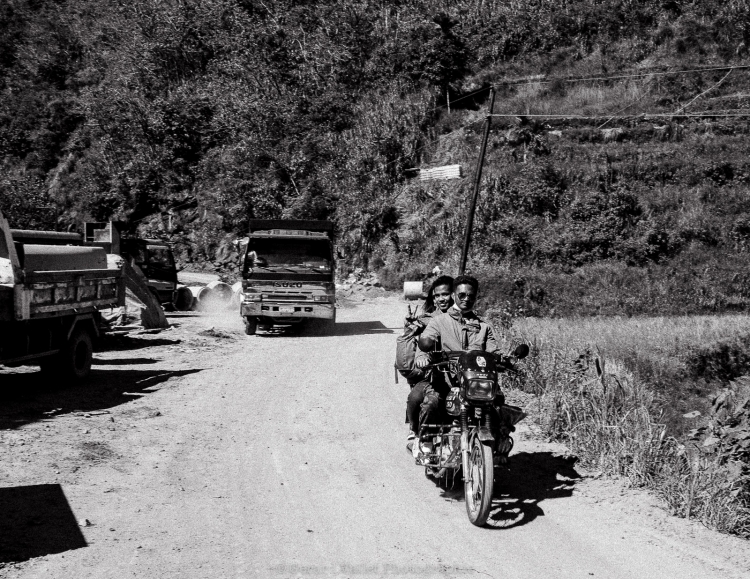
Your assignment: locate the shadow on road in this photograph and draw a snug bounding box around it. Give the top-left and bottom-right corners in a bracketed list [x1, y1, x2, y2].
[92, 357, 160, 366]
[255, 320, 395, 338]
[328, 321, 395, 336]
[487, 451, 580, 529]
[433, 451, 580, 529]
[97, 335, 182, 352]
[0, 365, 202, 430]
[0, 484, 87, 563]
[310, 320, 395, 336]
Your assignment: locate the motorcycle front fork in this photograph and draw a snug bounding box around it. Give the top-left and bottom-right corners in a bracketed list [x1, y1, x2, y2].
[460, 407, 470, 475]
[461, 406, 502, 475]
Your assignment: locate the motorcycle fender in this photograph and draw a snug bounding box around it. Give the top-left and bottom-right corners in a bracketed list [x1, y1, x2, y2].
[477, 427, 494, 444]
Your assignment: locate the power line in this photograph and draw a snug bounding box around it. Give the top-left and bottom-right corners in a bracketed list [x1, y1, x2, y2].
[488, 111, 750, 120]
[672, 68, 734, 115]
[133, 66, 750, 223]
[493, 64, 750, 87]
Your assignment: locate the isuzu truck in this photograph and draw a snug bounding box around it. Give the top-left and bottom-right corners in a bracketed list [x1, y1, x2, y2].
[240, 220, 335, 334]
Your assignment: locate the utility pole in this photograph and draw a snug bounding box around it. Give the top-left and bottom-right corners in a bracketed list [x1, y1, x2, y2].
[459, 87, 495, 275]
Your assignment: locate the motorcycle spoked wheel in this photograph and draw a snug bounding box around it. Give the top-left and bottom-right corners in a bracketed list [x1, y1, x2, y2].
[464, 436, 494, 526]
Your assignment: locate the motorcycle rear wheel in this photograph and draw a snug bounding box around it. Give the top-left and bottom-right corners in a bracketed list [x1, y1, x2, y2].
[464, 436, 494, 526]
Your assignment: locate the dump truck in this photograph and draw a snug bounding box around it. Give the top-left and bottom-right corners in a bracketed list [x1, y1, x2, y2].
[1, 210, 125, 381]
[85, 222, 178, 306]
[13, 222, 177, 307]
[240, 219, 335, 335]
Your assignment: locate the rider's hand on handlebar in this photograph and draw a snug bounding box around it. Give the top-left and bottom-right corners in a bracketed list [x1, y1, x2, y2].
[415, 356, 431, 369]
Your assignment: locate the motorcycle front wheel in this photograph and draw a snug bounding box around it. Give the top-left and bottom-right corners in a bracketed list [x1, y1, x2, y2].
[464, 436, 494, 526]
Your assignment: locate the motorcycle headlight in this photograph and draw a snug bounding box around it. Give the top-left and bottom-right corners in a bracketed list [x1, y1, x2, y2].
[465, 379, 495, 401]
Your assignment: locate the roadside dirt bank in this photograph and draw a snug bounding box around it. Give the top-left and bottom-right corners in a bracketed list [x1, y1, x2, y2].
[1, 295, 749, 578]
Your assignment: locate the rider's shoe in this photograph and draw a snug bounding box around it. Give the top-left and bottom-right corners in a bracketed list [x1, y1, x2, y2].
[406, 432, 416, 453]
[412, 438, 421, 460]
[420, 441, 434, 457]
[494, 436, 514, 467]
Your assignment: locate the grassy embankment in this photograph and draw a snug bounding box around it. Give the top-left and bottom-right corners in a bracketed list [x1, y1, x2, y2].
[500, 313, 750, 537]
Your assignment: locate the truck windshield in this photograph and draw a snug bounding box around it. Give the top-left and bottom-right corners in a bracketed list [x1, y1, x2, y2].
[147, 245, 175, 270]
[246, 238, 331, 269]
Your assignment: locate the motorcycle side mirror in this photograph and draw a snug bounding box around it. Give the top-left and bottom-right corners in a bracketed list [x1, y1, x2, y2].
[513, 344, 529, 359]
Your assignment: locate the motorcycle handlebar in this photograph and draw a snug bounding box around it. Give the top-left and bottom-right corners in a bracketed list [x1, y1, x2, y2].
[422, 350, 524, 372]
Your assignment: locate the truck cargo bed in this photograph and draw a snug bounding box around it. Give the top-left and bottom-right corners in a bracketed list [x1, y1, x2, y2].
[17, 268, 124, 320]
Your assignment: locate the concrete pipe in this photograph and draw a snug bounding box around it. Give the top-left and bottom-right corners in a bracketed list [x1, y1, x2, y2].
[189, 286, 211, 310]
[174, 285, 195, 311]
[230, 281, 243, 309]
[206, 280, 233, 303]
[194, 280, 233, 311]
[403, 281, 425, 301]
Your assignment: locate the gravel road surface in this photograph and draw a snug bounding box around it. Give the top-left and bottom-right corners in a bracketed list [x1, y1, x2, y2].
[1, 295, 749, 578]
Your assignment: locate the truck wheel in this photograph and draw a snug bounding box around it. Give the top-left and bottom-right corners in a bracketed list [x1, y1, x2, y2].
[62, 327, 94, 381]
[313, 318, 335, 335]
[244, 317, 258, 335]
[42, 327, 94, 382]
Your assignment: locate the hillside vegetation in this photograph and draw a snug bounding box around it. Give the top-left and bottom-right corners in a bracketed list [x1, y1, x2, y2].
[2, 0, 750, 311]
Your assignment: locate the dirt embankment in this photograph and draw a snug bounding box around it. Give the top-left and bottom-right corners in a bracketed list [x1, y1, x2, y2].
[1, 296, 749, 578]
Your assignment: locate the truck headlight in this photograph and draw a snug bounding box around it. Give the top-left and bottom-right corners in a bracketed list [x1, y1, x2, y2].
[244, 289, 262, 302]
[465, 379, 495, 401]
[313, 295, 330, 302]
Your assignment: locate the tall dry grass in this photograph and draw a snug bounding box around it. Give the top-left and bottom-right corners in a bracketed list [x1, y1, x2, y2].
[499, 313, 750, 537]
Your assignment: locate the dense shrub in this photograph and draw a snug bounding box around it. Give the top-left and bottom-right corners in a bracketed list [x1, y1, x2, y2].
[685, 335, 750, 383]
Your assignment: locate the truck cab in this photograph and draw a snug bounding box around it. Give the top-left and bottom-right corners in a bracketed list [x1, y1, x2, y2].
[120, 239, 178, 305]
[240, 220, 336, 334]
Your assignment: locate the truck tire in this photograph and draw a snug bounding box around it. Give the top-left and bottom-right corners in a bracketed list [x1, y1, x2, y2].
[39, 327, 93, 382]
[320, 318, 335, 334]
[61, 327, 94, 381]
[307, 317, 335, 335]
[244, 316, 258, 335]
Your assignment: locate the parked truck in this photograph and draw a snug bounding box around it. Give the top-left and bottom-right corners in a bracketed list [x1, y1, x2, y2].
[1, 210, 125, 381]
[13, 221, 177, 307]
[85, 222, 178, 306]
[240, 219, 336, 335]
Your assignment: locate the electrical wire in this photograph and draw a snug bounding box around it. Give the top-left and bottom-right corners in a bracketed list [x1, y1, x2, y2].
[132, 65, 750, 224]
[488, 111, 750, 119]
[493, 64, 750, 87]
[672, 68, 734, 114]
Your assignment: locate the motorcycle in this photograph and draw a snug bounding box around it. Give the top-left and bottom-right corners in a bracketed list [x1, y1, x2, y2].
[414, 344, 529, 526]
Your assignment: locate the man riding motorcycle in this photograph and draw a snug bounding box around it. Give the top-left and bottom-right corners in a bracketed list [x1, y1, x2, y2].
[414, 275, 510, 458]
[404, 276, 454, 448]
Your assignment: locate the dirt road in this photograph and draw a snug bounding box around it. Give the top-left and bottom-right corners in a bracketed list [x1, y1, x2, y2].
[1, 296, 749, 578]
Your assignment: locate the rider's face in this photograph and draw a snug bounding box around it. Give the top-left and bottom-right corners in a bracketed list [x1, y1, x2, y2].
[432, 284, 453, 313]
[454, 283, 477, 313]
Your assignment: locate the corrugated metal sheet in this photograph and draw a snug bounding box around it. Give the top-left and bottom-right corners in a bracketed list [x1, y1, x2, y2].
[418, 164, 463, 181]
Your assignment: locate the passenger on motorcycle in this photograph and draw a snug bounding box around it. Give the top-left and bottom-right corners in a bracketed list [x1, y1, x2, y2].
[403, 276, 454, 449]
[413, 275, 504, 454]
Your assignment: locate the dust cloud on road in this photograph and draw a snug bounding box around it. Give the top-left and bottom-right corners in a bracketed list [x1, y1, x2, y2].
[1, 295, 749, 578]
